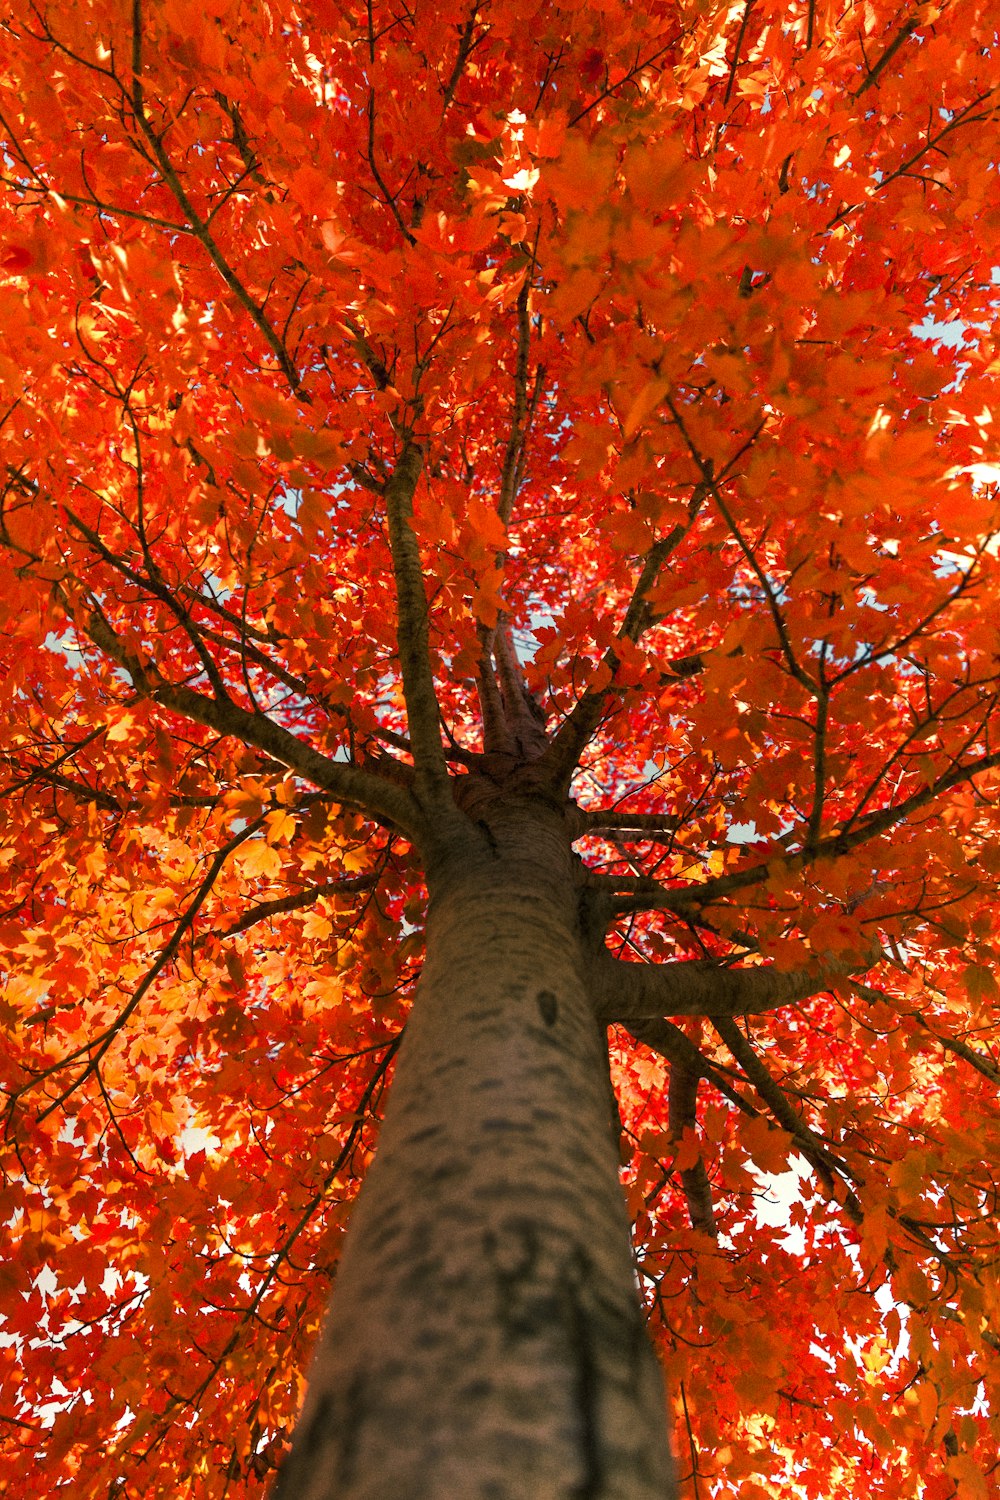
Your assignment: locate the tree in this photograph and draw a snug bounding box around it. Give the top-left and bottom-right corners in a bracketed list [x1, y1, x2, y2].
[1, 0, 999, 1494]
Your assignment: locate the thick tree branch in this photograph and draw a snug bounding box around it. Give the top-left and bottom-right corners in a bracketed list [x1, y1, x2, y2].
[382, 443, 457, 819]
[82, 608, 423, 838]
[492, 620, 548, 758]
[914, 1021, 1000, 1086]
[540, 486, 708, 792]
[622, 1018, 753, 1114]
[668, 1059, 717, 1237]
[603, 744, 1000, 918]
[711, 1015, 860, 1215]
[212, 875, 380, 940]
[63, 500, 232, 702]
[498, 271, 534, 527]
[593, 951, 864, 1022]
[7, 764, 124, 813]
[577, 809, 682, 840]
[174, 583, 419, 761]
[540, 414, 761, 794]
[479, 261, 547, 755]
[475, 626, 516, 757]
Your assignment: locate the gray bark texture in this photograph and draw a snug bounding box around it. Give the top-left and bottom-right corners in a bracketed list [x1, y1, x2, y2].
[273, 799, 677, 1499]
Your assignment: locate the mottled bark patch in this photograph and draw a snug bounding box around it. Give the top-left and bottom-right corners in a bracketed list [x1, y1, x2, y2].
[536, 988, 559, 1026]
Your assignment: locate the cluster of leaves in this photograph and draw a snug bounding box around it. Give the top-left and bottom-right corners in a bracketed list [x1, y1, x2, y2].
[1, 0, 1000, 1494]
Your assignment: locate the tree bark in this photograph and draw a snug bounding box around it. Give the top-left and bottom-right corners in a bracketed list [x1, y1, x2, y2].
[274, 799, 676, 1499]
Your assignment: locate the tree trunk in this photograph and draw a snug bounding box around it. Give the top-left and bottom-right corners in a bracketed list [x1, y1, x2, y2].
[274, 799, 677, 1499]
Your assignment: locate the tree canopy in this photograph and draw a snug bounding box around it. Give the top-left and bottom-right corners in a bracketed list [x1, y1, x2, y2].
[1, 0, 1000, 1495]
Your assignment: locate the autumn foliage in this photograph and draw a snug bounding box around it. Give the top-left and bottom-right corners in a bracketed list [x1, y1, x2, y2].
[2, 0, 1000, 1494]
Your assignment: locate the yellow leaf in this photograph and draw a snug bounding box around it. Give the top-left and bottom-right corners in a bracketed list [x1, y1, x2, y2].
[106, 711, 136, 743]
[265, 809, 296, 845]
[302, 910, 333, 941]
[236, 840, 283, 882]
